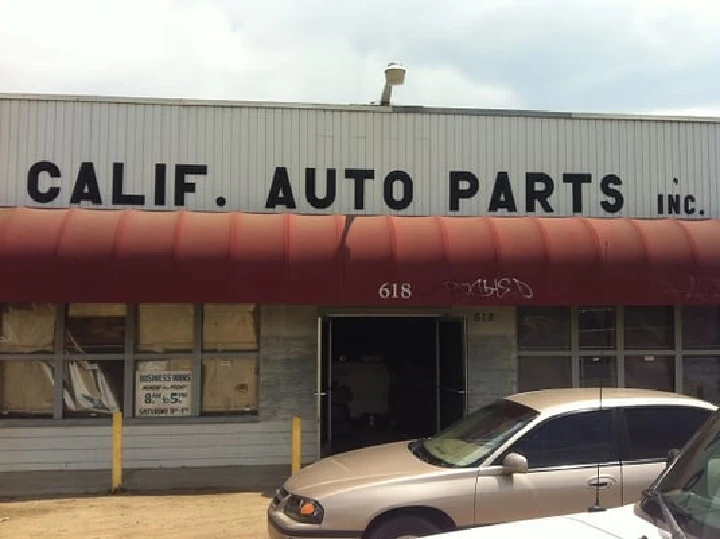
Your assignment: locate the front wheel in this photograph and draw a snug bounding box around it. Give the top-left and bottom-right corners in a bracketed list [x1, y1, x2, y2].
[366, 514, 442, 539]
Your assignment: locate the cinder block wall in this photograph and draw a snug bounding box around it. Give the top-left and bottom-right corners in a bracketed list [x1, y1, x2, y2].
[453, 307, 518, 412]
[259, 305, 320, 460]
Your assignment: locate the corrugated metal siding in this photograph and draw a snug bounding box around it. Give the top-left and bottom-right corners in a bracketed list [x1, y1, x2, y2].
[1, 97, 719, 218]
[0, 422, 318, 471]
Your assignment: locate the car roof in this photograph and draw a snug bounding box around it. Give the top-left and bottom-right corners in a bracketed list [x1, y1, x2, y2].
[505, 387, 717, 416]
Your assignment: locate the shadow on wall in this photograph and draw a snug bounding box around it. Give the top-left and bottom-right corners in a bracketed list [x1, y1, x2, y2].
[0, 465, 288, 501]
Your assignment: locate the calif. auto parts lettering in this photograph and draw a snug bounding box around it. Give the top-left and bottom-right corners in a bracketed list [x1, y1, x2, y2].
[26, 160, 627, 214]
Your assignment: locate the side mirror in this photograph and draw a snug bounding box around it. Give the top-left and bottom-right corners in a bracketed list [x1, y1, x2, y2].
[666, 448, 680, 468]
[502, 452, 528, 475]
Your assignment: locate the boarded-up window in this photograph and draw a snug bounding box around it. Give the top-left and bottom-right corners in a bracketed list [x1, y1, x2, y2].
[202, 304, 258, 351]
[137, 304, 194, 353]
[0, 360, 54, 418]
[201, 357, 258, 415]
[0, 303, 56, 354]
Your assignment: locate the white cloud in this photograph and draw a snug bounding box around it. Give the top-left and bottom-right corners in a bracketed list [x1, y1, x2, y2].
[0, 0, 520, 108]
[644, 107, 720, 118]
[392, 66, 521, 109]
[0, 0, 718, 112]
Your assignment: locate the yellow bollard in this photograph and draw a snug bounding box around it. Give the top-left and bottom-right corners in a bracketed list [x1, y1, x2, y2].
[111, 410, 123, 492]
[291, 416, 302, 474]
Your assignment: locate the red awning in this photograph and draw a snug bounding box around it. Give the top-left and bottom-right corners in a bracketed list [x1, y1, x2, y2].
[1, 207, 719, 306]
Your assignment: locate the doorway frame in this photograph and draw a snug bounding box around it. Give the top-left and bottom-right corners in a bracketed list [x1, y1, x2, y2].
[315, 312, 468, 460]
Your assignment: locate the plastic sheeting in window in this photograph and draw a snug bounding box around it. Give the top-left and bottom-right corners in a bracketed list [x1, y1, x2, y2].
[63, 360, 121, 415]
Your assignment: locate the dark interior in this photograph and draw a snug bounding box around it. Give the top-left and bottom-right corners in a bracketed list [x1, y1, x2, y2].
[322, 316, 464, 456]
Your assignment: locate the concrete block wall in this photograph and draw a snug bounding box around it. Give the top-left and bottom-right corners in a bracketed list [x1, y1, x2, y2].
[259, 305, 320, 459]
[453, 306, 518, 412]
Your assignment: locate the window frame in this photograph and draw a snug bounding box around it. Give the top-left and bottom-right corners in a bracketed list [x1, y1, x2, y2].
[492, 407, 623, 471]
[64, 303, 128, 355]
[0, 303, 262, 426]
[578, 306, 617, 350]
[517, 355, 573, 392]
[515, 306, 698, 393]
[680, 306, 720, 350]
[517, 306, 572, 351]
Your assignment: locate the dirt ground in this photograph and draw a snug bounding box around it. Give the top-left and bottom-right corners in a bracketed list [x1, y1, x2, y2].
[0, 491, 272, 538]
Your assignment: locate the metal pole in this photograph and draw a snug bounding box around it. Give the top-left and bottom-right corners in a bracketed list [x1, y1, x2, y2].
[111, 410, 123, 492]
[291, 416, 302, 474]
[436, 318, 441, 433]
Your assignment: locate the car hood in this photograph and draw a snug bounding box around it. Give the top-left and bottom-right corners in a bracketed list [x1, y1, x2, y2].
[431, 504, 665, 539]
[283, 441, 438, 497]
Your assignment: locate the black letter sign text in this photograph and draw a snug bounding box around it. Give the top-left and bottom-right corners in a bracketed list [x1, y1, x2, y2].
[27, 160, 61, 204]
[449, 171, 480, 212]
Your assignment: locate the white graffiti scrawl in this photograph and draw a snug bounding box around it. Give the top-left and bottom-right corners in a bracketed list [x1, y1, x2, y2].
[659, 275, 720, 302]
[442, 277, 534, 300]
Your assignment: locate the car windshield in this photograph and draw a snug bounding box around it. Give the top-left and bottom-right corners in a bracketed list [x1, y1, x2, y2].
[419, 398, 538, 468]
[640, 409, 720, 539]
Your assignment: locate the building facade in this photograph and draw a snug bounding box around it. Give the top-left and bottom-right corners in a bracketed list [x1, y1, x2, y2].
[1, 93, 720, 474]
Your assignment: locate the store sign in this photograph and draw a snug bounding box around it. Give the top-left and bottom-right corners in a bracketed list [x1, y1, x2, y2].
[20, 159, 707, 218]
[4, 98, 715, 218]
[135, 371, 192, 417]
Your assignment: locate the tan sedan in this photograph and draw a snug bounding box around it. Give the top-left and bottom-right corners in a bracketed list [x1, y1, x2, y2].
[267, 388, 716, 539]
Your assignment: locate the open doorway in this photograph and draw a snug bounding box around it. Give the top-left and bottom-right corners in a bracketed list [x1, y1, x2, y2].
[318, 316, 466, 457]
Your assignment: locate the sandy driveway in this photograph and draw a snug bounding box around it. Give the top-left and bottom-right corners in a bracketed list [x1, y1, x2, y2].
[0, 491, 272, 538]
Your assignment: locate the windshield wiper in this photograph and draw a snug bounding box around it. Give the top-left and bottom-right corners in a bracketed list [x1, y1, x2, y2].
[408, 439, 433, 464]
[643, 488, 688, 539]
[408, 439, 455, 468]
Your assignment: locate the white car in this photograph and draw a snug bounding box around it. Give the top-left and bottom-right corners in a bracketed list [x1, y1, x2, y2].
[428, 503, 663, 538]
[431, 406, 720, 539]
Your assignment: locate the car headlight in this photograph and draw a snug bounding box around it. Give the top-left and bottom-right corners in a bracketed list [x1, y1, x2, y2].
[283, 494, 325, 524]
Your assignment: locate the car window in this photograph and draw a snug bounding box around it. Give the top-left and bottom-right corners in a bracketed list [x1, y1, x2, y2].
[638, 410, 720, 538]
[505, 409, 616, 469]
[622, 405, 712, 462]
[420, 398, 539, 468]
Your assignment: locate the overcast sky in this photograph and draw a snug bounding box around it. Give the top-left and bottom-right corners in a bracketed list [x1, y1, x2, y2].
[1, 0, 719, 116]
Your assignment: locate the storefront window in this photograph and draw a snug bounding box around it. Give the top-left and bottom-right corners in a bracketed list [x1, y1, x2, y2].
[625, 355, 675, 392]
[65, 303, 126, 354]
[580, 356, 617, 388]
[134, 359, 193, 418]
[62, 359, 124, 418]
[517, 307, 571, 350]
[683, 356, 720, 404]
[517, 356, 572, 392]
[136, 304, 194, 353]
[0, 302, 264, 421]
[0, 360, 54, 418]
[201, 357, 258, 415]
[624, 306, 674, 349]
[0, 303, 56, 354]
[579, 306, 616, 349]
[682, 307, 720, 349]
[202, 304, 258, 351]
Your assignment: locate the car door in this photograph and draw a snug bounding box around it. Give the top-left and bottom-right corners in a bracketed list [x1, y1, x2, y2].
[474, 408, 623, 525]
[619, 404, 713, 504]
